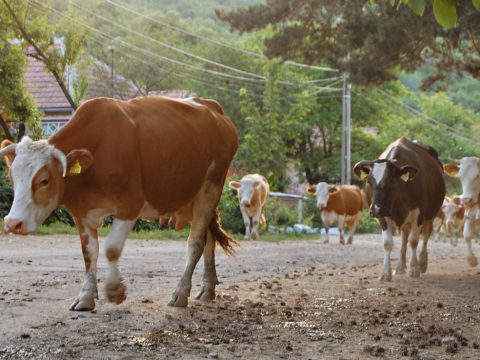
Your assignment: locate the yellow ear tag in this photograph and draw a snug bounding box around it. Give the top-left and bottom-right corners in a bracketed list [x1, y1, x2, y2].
[359, 170, 367, 180]
[401, 172, 410, 182]
[69, 160, 82, 175]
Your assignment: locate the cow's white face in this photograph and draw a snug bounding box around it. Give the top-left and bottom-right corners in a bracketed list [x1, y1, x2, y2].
[228, 178, 260, 207]
[1, 137, 93, 234]
[307, 182, 338, 210]
[1, 138, 67, 234]
[454, 158, 480, 207]
[443, 201, 462, 226]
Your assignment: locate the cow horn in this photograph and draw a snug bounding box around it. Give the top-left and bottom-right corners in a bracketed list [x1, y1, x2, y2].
[0, 143, 16, 157]
[52, 148, 67, 177]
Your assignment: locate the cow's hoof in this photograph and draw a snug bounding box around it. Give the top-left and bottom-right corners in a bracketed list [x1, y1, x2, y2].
[409, 267, 420, 278]
[244, 236, 251, 241]
[419, 254, 428, 274]
[347, 238, 353, 245]
[394, 263, 406, 275]
[251, 233, 258, 241]
[379, 273, 392, 282]
[323, 239, 329, 244]
[195, 287, 216, 301]
[339, 237, 345, 245]
[105, 281, 127, 305]
[168, 292, 189, 307]
[467, 255, 478, 267]
[69, 293, 95, 311]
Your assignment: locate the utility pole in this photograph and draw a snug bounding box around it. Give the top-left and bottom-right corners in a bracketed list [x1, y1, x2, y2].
[108, 41, 115, 98]
[341, 71, 352, 185]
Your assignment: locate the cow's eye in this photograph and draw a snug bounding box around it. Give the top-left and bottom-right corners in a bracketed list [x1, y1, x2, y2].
[40, 179, 49, 187]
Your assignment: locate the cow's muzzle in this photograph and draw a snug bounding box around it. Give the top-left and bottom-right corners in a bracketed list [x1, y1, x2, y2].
[4, 218, 28, 235]
[369, 205, 389, 218]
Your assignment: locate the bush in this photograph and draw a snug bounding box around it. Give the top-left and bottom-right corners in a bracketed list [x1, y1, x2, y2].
[264, 198, 298, 227]
[218, 176, 244, 234]
[0, 164, 13, 218]
[356, 210, 380, 234]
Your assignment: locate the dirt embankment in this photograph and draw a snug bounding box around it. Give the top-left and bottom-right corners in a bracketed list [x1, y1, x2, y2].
[0, 234, 479, 359]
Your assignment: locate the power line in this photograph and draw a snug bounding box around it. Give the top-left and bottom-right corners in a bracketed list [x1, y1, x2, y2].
[102, 0, 338, 73]
[32, 0, 342, 93]
[69, 0, 266, 81]
[373, 87, 478, 145]
[354, 89, 478, 146]
[30, 0, 273, 85]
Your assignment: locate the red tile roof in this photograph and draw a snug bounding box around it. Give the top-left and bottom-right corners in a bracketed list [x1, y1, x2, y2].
[24, 57, 72, 110]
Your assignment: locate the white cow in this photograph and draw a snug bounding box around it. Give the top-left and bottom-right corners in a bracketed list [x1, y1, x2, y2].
[444, 158, 480, 267]
[229, 174, 269, 240]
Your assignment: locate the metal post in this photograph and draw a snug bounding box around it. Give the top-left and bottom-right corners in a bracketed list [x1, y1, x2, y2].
[108, 41, 115, 98]
[341, 72, 352, 184]
[297, 199, 303, 224]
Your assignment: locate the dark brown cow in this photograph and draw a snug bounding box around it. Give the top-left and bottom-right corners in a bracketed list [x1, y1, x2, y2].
[354, 138, 445, 281]
[1, 96, 238, 310]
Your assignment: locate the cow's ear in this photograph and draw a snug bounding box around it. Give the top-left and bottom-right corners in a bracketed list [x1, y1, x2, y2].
[353, 160, 374, 180]
[443, 163, 459, 177]
[399, 165, 417, 182]
[306, 185, 316, 195]
[228, 181, 240, 190]
[65, 149, 94, 176]
[1, 139, 16, 168]
[328, 186, 340, 195]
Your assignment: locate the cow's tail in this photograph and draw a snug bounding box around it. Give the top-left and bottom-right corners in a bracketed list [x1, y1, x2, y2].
[209, 209, 238, 256]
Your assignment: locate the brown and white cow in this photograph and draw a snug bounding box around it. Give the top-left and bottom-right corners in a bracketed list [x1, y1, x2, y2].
[444, 157, 480, 266]
[228, 174, 269, 240]
[0, 96, 238, 310]
[307, 183, 364, 245]
[433, 207, 445, 242]
[354, 138, 445, 281]
[442, 196, 465, 246]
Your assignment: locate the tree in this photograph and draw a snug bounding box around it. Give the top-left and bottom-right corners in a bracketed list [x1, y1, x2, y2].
[0, 3, 41, 141]
[1, 0, 88, 111]
[217, 0, 480, 89]
[384, 0, 480, 29]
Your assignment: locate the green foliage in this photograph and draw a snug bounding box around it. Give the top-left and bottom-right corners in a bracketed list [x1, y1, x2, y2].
[357, 211, 381, 234]
[218, 177, 244, 234]
[0, 164, 13, 218]
[264, 198, 298, 227]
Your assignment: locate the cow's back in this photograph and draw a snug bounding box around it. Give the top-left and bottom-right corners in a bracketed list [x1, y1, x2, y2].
[380, 138, 445, 222]
[49, 96, 238, 217]
[326, 185, 363, 216]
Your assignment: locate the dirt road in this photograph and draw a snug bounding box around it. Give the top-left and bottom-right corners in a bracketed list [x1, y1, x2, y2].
[0, 233, 479, 359]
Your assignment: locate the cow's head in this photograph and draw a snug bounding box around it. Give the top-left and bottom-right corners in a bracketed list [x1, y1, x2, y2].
[354, 159, 417, 218]
[228, 177, 260, 207]
[1, 137, 93, 234]
[444, 158, 480, 208]
[442, 196, 463, 230]
[307, 182, 339, 210]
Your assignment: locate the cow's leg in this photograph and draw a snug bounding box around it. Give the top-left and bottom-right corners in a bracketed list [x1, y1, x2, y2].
[408, 224, 422, 278]
[169, 181, 221, 307]
[195, 230, 217, 301]
[250, 208, 262, 240]
[104, 219, 136, 304]
[394, 227, 409, 276]
[419, 221, 433, 274]
[464, 218, 478, 267]
[70, 218, 99, 311]
[338, 215, 346, 245]
[240, 206, 251, 240]
[347, 214, 360, 245]
[321, 213, 330, 243]
[380, 219, 394, 281]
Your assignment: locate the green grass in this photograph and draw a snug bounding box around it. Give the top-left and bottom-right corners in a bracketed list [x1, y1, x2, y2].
[34, 222, 190, 240]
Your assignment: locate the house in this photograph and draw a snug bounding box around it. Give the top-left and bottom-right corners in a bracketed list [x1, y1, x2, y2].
[24, 56, 192, 137]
